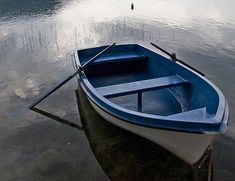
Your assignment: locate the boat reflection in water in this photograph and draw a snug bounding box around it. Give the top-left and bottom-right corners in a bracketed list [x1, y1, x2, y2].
[76, 84, 212, 181]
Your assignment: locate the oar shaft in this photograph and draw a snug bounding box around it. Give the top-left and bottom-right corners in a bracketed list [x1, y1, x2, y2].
[176, 59, 205, 76]
[28, 72, 77, 109]
[82, 43, 116, 68]
[29, 43, 116, 109]
[150, 42, 205, 76]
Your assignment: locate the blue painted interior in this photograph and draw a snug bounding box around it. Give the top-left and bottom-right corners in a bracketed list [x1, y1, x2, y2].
[83, 45, 208, 116]
[96, 75, 188, 98]
[75, 44, 228, 133]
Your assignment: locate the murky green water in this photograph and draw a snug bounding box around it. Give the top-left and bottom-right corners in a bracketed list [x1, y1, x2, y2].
[0, 0, 235, 180]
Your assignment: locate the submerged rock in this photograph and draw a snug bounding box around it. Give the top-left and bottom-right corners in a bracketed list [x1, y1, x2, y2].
[35, 149, 63, 174]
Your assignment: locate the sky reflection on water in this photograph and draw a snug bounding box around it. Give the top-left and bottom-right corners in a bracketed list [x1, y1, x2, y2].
[0, 0, 235, 180]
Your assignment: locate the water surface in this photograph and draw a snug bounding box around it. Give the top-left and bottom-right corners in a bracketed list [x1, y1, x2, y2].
[0, 0, 235, 180]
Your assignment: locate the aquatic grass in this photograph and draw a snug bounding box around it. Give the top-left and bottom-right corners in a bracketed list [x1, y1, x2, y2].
[0, 18, 179, 64]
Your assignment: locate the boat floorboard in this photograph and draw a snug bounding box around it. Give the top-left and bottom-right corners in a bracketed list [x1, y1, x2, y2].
[109, 89, 183, 116]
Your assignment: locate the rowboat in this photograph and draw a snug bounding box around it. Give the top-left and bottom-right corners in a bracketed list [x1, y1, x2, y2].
[73, 43, 229, 165]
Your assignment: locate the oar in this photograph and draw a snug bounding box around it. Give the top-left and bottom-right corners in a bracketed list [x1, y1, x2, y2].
[150, 42, 205, 76]
[28, 43, 116, 109]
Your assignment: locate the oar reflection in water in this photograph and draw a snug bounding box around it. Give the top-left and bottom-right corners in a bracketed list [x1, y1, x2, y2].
[31, 107, 82, 130]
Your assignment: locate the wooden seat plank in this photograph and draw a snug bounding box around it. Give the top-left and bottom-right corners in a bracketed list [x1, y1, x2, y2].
[96, 75, 189, 98]
[92, 53, 147, 65]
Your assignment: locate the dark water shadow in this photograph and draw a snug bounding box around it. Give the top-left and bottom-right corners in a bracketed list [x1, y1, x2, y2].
[30, 107, 82, 131]
[213, 136, 235, 180]
[0, 113, 107, 181]
[0, 0, 69, 18]
[75, 84, 211, 181]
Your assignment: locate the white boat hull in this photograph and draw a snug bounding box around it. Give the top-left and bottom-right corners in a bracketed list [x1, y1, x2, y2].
[88, 99, 215, 165]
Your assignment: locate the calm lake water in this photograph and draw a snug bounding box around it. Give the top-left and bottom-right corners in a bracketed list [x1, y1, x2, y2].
[0, 0, 235, 180]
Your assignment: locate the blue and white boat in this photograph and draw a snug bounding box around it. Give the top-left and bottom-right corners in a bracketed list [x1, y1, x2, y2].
[73, 43, 229, 165]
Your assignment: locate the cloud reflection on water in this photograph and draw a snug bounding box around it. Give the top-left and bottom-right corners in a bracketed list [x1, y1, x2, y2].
[0, 0, 235, 180]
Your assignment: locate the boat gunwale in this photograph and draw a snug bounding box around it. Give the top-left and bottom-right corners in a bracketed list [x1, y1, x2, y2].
[73, 43, 229, 134]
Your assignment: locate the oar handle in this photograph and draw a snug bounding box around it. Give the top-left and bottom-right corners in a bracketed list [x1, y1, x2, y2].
[82, 43, 116, 68]
[150, 42, 205, 76]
